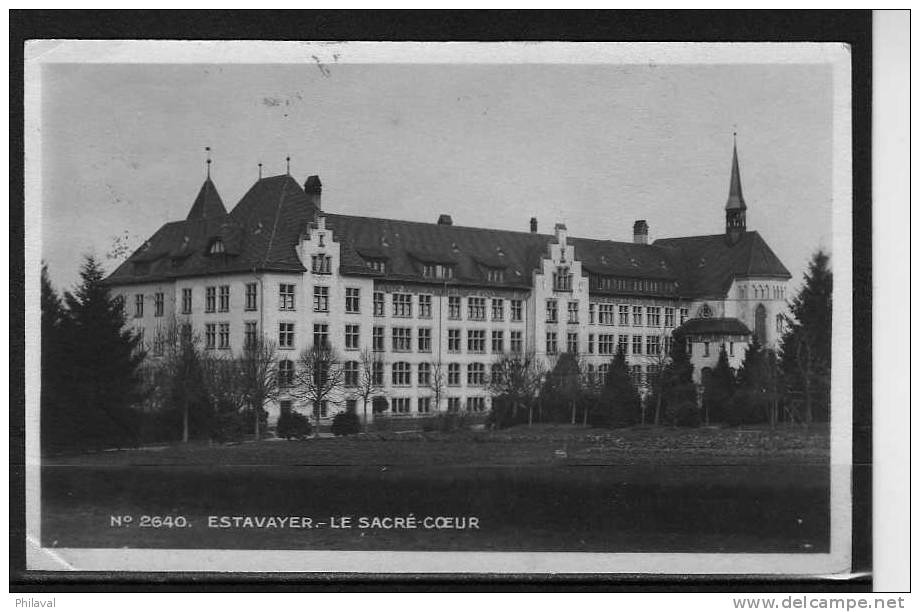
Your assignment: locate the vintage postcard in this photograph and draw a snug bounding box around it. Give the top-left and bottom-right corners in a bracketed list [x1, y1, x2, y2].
[23, 40, 853, 575]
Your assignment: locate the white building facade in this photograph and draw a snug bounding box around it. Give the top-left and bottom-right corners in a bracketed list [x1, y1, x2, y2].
[106, 145, 791, 425]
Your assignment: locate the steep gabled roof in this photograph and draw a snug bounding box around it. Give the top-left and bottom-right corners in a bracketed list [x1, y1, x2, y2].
[653, 231, 791, 298]
[186, 178, 227, 220]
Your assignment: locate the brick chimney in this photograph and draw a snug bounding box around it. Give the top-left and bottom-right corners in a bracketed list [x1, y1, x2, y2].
[304, 175, 322, 210]
[530, 217, 538, 233]
[633, 220, 649, 245]
[437, 214, 453, 226]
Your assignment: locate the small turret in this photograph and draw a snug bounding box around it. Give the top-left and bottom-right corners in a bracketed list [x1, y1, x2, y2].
[725, 134, 747, 245]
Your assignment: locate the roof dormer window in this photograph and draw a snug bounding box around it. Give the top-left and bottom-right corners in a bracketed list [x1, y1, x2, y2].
[208, 239, 225, 255]
[365, 258, 387, 274]
[486, 268, 504, 283]
[422, 263, 454, 280]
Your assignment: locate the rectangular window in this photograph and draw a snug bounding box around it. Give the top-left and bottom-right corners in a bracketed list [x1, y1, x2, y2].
[345, 288, 360, 314]
[418, 294, 432, 318]
[491, 299, 504, 321]
[313, 286, 329, 312]
[632, 306, 643, 326]
[392, 362, 412, 386]
[448, 296, 461, 320]
[630, 365, 643, 386]
[372, 326, 385, 352]
[647, 335, 661, 355]
[218, 285, 230, 312]
[279, 284, 295, 310]
[181, 288, 192, 314]
[245, 283, 258, 311]
[418, 328, 432, 353]
[278, 322, 294, 349]
[553, 268, 572, 292]
[618, 334, 629, 354]
[372, 361, 384, 385]
[418, 397, 432, 414]
[687, 338, 693, 356]
[218, 322, 230, 349]
[510, 299, 523, 322]
[588, 303, 596, 324]
[466, 397, 486, 412]
[311, 254, 332, 274]
[393, 293, 412, 318]
[313, 323, 329, 348]
[546, 299, 558, 323]
[647, 307, 661, 327]
[278, 360, 294, 388]
[467, 329, 486, 353]
[567, 301, 579, 324]
[447, 363, 461, 386]
[417, 362, 432, 386]
[566, 332, 578, 354]
[618, 305, 629, 326]
[597, 304, 614, 325]
[392, 398, 411, 414]
[587, 334, 595, 354]
[598, 334, 616, 355]
[244, 321, 258, 349]
[154, 292, 164, 317]
[632, 335, 643, 355]
[448, 329, 461, 352]
[205, 287, 216, 313]
[704, 341, 711, 357]
[373, 292, 385, 317]
[491, 330, 504, 353]
[510, 330, 523, 353]
[205, 323, 216, 349]
[664, 307, 675, 327]
[729, 341, 735, 357]
[680, 307, 689, 324]
[546, 332, 558, 355]
[344, 361, 359, 387]
[392, 327, 412, 352]
[345, 324, 360, 350]
[447, 397, 461, 412]
[486, 268, 504, 283]
[467, 363, 486, 386]
[468, 297, 486, 321]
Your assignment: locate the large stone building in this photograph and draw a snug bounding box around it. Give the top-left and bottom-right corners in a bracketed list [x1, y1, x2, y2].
[105, 143, 791, 424]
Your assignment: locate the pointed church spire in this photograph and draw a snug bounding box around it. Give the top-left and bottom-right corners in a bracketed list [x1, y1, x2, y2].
[725, 133, 746, 211]
[187, 147, 227, 221]
[724, 133, 747, 245]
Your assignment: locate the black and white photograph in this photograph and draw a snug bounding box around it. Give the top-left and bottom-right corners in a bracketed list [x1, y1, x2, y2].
[22, 39, 856, 577]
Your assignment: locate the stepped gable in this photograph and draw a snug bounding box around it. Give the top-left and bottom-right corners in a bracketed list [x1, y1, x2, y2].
[653, 231, 791, 299]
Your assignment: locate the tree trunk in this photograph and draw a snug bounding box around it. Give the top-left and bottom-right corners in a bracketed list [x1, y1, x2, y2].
[182, 398, 189, 443]
[254, 402, 261, 441]
[528, 403, 533, 427]
[654, 394, 662, 426]
[363, 398, 368, 433]
[582, 404, 588, 427]
[570, 400, 576, 425]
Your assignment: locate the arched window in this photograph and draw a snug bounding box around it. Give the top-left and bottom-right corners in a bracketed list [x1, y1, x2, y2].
[209, 239, 225, 255]
[755, 304, 767, 342]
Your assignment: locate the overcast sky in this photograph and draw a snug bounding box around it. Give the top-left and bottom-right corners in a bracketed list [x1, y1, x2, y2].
[41, 60, 834, 292]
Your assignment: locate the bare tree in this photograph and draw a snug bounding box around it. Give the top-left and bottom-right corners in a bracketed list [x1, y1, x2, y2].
[292, 344, 346, 434]
[237, 335, 280, 440]
[349, 349, 385, 432]
[488, 350, 544, 426]
[151, 317, 208, 443]
[427, 359, 448, 416]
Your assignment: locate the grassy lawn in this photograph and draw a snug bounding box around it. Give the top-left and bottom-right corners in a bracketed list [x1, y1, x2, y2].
[42, 424, 830, 553]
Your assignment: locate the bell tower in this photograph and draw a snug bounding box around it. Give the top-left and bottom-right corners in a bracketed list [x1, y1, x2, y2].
[725, 134, 747, 245]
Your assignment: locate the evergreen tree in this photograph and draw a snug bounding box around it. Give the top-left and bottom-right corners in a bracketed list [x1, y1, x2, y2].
[590, 346, 641, 428]
[541, 353, 584, 424]
[780, 250, 832, 423]
[41, 264, 70, 451]
[59, 256, 146, 450]
[657, 331, 696, 425]
[703, 345, 735, 424]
